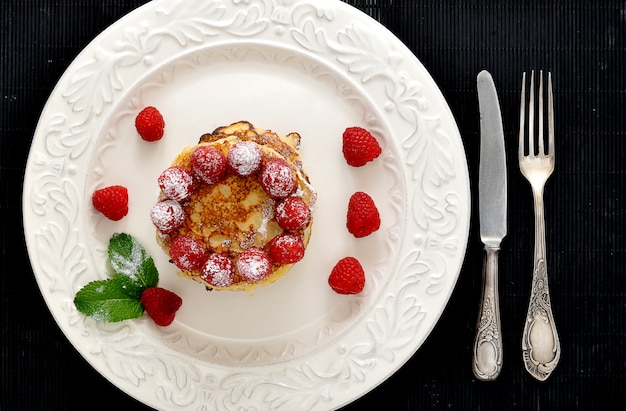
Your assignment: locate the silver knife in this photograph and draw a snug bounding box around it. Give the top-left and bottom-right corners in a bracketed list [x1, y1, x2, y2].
[472, 70, 507, 381]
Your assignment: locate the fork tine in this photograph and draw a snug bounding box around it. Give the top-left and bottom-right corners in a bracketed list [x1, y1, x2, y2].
[528, 70, 535, 157]
[538, 70, 545, 155]
[519, 71, 527, 161]
[548, 71, 555, 157]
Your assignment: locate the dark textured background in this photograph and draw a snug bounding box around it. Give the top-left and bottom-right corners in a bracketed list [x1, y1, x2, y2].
[2, 0, 625, 409]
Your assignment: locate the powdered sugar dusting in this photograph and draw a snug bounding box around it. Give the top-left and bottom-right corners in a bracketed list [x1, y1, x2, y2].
[261, 158, 296, 198]
[274, 233, 300, 247]
[170, 236, 207, 271]
[275, 196, 310, 230]
[228, 141, 262, 176]
[192, 145, 227, 184]
[150, 200, 185, 233]
[201, 254, 235, 288]
[256, 199, 276, 238]
[158, 166, 194, 202]
[269, 233, 305, 263]
[237, 248, 271, 282]
[109, 236, 144, 281]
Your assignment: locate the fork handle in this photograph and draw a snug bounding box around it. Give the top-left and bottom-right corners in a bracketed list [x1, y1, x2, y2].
[472, 246, 503, 381]
[522, 189, 561, 381]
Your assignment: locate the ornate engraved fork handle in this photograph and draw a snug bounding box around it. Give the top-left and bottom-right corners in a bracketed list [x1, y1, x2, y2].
[522, 187, 561, 381]
[473, 247, 503, 380]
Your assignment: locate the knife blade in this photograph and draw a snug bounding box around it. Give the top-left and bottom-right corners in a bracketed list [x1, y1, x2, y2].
[472, 70, 507, 381]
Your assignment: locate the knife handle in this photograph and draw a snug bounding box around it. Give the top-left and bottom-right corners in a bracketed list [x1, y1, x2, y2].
[472, 246, 503, 381]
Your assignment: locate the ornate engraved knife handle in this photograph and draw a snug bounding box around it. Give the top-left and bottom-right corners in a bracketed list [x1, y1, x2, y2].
[522, 190, 561, 381]
[472, 246, 503, 381]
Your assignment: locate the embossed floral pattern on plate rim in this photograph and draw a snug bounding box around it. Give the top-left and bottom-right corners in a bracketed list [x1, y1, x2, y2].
[22, 1, 470, 410]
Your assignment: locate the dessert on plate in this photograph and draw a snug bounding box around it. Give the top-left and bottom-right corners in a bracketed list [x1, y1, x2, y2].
[150, 121, 316, 292]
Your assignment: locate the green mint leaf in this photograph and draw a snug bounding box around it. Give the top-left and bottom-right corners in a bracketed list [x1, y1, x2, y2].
[74, 278, 144, 323]
[108, 233, 159, 295]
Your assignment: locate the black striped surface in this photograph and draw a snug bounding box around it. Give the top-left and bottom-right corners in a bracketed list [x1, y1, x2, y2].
[2, 0, 624, 409]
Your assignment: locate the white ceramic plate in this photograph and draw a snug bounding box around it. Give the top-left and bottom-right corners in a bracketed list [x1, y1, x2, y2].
[23, 0, 470, 409]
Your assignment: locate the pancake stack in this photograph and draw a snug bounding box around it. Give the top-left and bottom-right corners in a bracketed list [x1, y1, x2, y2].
[151, 121, 316, 292]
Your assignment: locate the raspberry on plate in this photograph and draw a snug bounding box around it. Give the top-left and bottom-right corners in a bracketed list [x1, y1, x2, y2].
[158, 166, 195, 202]
[201, 253, 235, 288]
[227, 141, 263, 177]
[268, 233, 305, 264]
[260, 158, 296, 199]
[275, 196, 310, 230]
[237, 248, 272, 282]
[191, 145, 227, 185]
[328, 256, 365, 295]
[92, 185, 129, 221]
[342, 126, 382, 167]
[140, 287, 183, 326]
[135, 106, 165, 142]
[169, 235, 207, 271]
[150, 200, 185, 233]
[346, 191, 381, 238]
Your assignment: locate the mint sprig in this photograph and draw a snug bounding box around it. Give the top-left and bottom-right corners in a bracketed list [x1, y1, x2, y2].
[108, 233, 158, 297]
[73, 279, 144, 322]
[74, 233, 159, 323]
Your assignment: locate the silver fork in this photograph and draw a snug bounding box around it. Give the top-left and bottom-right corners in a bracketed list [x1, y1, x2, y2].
[518, 70, 561, 381]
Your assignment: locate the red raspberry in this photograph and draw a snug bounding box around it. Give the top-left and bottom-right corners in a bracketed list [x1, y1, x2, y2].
[140, 287, 183, 326]
[328, 257, 365, 295]
[268, 233, 305, 264]
[191, 145, 227, 185]
[236, 248, 272, 282]
[150, 200, 185, 233]
[91, 185, 129, 221]
[260, 158, 296, 199]
[200, 253, 235, 288]
[227, 141, 263, 177]
[135, 106, 165, 142]
[275, 196, 310, 230]
[169, 235, 207, 271]
[346, 191, 381, 238]
[342, 126, 382, 167]
[158, 166, 195, 202]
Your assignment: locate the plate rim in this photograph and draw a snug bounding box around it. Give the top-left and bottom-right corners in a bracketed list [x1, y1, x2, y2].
[22, 0, 471, 409]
